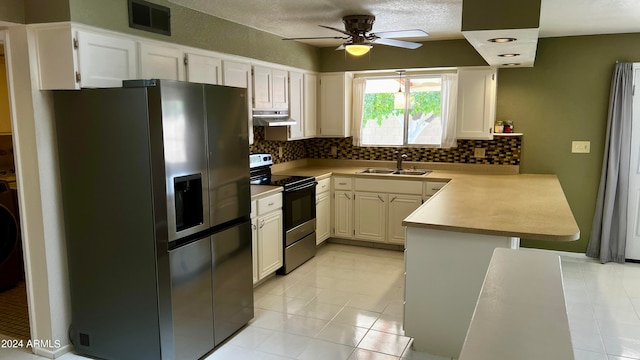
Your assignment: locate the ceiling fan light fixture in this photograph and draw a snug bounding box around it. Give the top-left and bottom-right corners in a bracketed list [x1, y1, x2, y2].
[488, 37, 517, 43]
[345, 44, 372, 56]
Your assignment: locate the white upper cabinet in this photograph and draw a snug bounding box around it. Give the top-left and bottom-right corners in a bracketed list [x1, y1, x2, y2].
[288, 71, 304, 140]
[139, 42, 184, 81]
[222, 60, 254, 144]
[303, 73, 318, 138]
[34, 24, 137, 89]
[185, 52, 222, 85]
[319, 72, 353, 137]
[456, 68, 497, 140]
[252, 65, 288, 110]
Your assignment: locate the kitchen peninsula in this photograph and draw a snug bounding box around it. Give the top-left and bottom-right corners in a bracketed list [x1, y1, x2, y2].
[268, 159, 579, 359]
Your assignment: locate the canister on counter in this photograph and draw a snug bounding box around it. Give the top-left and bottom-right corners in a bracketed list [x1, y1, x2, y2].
[494, 120, 504, 133]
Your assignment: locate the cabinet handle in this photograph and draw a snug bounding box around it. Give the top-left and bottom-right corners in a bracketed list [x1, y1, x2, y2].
[251, 223, 257, 230]
[338, 182, 347, 186]
[259, 219, 265, 229]
[345, 193, 351, 200]
[268, 202, 274, 206]
[378, 195, 384, 202]
[390, 196, 396, 203]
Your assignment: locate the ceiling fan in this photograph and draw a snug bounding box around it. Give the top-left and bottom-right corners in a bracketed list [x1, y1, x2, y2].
[283, 15, 428, 56]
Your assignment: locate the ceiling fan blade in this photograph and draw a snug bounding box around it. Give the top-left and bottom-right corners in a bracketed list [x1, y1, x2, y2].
[283, 36, 348, 40]
[374, 29, 428, 39]
[374, 38, 423, 49]
[319, 25, 352, 36]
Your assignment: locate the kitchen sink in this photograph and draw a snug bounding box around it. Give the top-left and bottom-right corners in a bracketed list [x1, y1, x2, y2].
[358, 168, 396, 174]
[393, 169, 431, 176]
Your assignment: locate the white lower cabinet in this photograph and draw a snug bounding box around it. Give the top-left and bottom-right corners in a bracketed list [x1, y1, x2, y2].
[257, 211, 283, 279]
[388, 194, 423, 244]
[251, 193, 283, 285]
[354, 192, 387, 242]
[333, 190, 354, 239]
[316, 178, 331, 244]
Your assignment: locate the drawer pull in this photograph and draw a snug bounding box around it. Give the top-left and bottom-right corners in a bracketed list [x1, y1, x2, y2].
[338, 182, 347, 185]
[268, 202, 274, 206]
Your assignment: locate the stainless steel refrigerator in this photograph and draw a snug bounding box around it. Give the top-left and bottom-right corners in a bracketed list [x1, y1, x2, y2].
[53, 79, 253, 360]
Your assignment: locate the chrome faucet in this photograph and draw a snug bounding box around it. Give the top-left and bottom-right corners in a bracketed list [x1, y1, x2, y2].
[396, 151, 408, 170]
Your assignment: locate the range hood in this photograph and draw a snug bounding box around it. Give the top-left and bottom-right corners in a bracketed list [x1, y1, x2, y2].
[252, 109, 296, 126]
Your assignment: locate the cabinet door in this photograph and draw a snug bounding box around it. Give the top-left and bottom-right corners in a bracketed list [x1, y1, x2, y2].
[185, 52, 221, 85]
[304, 73, 318, 138]
[289, 71, 304, 140]
[222, 60, 254, 144]
[333, 190, 353, 239]
[139, 42, 184, 81]
[316, 192, 331, 245]
[251, 217, 259, 285]
[319, 73, 352, 137]
[76, 30, 137, 88]
[253, 65, 272, 109]
[456, 68, 496, 140]
[257, 211, 283, 279]
[388, 194, 422, 245]
[272, 69, 289, 110]
[354, 192, 386, 242]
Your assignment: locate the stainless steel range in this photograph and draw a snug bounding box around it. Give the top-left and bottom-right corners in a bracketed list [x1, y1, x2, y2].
[250, 154, 316, 274]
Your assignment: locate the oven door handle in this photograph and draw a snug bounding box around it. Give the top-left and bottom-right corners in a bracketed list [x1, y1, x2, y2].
[285, 181, 317, 193]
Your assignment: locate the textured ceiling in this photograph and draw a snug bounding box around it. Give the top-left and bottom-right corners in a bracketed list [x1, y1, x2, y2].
[169, 0, 640, 47]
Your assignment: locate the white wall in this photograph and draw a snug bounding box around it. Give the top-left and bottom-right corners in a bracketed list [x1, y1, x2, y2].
[4, 25, 71, 358]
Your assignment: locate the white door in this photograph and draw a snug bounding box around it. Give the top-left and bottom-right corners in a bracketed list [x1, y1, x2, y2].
[272, 69, 289, 109]
[354, 192, 386, 242]
[316, 191, 331, 244]
[289, 71, 304, 139]
[185, 52, 221, 85]
[626, 64, 640, 260]
[139, 42, 184, 81]
[388, 194, 422, 245]
[253, 65, 272, 109]
[334, 190, 353, 239]
[257, 211, 283, 279]
[304, 73, 318, 137]
[251, 217, 259, 285]
[76, 30, 137, 88]
[222, 60, 254, 144]
[456, 68, 496, 140]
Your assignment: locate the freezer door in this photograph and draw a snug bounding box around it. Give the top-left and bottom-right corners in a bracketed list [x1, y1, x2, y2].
[155, 80, 211, 241]
[205, 85, 251, 226]
[169, 237, 215, 359]
[212, 220, 254, 346]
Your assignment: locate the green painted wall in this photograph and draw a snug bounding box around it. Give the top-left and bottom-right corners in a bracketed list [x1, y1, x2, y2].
[67, 0, 320, 71]
[319, 39, 487, 72]
[0, 0, 25, 23]
[498, 33, 640, 253]
[24, 0, 70, 23]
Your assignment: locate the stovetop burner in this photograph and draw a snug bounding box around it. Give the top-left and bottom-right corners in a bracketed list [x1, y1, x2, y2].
[249, 153, 315, 190]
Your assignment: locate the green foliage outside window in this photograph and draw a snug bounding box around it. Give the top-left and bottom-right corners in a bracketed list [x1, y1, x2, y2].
[363, 91, 442, 126]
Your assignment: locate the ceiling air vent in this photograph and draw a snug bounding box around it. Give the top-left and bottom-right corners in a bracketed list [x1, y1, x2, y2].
[128, 0, 171, 36]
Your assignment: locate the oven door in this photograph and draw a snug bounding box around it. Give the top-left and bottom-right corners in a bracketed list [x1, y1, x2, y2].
[283, 182, 316, 232]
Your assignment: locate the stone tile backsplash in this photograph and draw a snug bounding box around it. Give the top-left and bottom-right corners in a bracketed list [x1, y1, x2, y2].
[249, 127, 520, 165]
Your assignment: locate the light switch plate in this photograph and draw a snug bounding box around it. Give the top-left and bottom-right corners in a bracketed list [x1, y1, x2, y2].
[571, 141, 591, 153]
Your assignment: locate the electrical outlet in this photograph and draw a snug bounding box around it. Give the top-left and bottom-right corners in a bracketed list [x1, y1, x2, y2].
[278, 146, 283, 157]
[571, 141, 590, 153]
[474, 148, 486, 158]
[331, 146, 337, 156]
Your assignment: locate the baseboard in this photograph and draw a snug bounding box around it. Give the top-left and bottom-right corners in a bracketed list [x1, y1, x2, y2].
[520, 247, 590, 260]
[33, 343, 72, 359]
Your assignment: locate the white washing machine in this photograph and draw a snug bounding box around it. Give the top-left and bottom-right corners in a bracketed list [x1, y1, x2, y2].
[0, 180, 20, 291]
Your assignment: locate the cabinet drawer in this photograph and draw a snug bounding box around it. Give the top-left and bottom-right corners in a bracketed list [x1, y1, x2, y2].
[316, 178, 331, 194]
[424, 181, 448, 196]
[334, 177, 353, 190]
[257, 193, 282, 216]
[354, 178, 422, 195]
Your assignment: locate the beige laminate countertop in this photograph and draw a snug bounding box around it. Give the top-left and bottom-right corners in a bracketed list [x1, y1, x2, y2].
[272, 163, 580, 242]
[250, 185, 282, 199]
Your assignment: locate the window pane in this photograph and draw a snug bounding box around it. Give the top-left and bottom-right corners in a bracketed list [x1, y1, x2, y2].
[361, 79, 404, 146]
[407, 77, 442, 145]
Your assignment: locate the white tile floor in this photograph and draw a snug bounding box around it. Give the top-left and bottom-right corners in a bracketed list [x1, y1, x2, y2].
[2, 243, 640, 360]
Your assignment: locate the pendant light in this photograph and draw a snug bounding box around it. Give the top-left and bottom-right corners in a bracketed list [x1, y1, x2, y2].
[394, 70, 406, 109]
